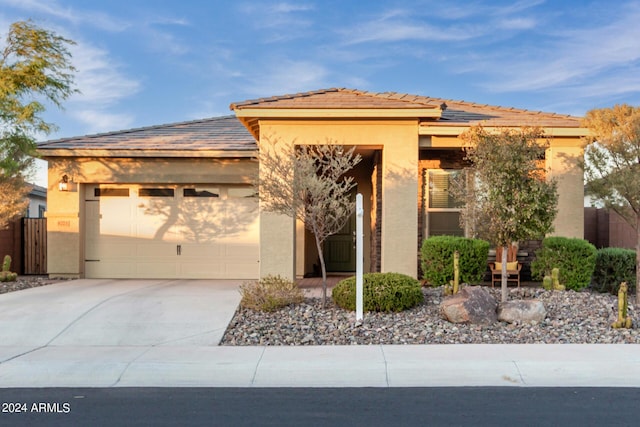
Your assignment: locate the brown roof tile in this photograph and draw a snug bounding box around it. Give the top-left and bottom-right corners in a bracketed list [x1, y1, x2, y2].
[38, 116, 257, 153]
[231, 88, 582, 127]
[230, 88, 442, 110]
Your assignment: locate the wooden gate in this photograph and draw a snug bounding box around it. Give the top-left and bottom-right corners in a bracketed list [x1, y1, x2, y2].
[22, 218, 47, 274]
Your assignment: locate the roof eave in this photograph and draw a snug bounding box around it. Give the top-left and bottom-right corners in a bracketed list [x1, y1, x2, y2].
[419, 125, 590, 137]
[234, 107, 442, 119]
[37, 149, 258, 158]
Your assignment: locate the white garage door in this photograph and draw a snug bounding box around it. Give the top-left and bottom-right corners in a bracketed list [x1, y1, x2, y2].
[84, 184, 259, 279]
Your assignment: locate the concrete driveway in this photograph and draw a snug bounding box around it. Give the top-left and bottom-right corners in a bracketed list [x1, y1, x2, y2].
[0, 279, 249, 387]
[0, 279, 241, 347]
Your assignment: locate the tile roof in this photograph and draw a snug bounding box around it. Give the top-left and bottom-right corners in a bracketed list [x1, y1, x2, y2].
[37, 115, 257, 154]
[231, 88, 582, 127]
[230, 88, 443, 110]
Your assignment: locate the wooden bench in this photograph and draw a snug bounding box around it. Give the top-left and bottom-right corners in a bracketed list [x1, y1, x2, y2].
[489, 261, 522, 288]
[490, 244, 521, 288]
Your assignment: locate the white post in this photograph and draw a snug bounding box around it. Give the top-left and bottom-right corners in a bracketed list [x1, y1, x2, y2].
[356, 193, 364, 322]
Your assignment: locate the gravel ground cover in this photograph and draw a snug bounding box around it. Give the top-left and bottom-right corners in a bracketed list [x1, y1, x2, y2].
[221, 286, 640, 345]
[0, 276, 60, 294]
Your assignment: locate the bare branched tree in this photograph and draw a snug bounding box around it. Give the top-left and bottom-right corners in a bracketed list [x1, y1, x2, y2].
[256, 136, 361, 306]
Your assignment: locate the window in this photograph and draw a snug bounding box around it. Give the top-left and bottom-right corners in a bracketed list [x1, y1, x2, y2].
[183, 188, 219, 198]
[424, 170, 464, 237]
[38, 205, 46, 218]
[139, 188, 174, 197]
[95, 188, 129, 197]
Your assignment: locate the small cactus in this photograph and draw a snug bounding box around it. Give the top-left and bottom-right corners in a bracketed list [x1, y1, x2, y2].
[444, 251, 460, 296]
[0, 255, 18, 282]
[612, 282, 633, 329]
[543, 275, 553, 290]
[550, 268, 565, 291]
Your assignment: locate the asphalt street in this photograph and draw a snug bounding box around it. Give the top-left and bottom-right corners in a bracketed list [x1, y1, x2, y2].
[1, 387, 639, 427]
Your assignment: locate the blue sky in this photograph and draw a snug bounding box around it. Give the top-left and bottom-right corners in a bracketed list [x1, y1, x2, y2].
[1, 0, 640, 185]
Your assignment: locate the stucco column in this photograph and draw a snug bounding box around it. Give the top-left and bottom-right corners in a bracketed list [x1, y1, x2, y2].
[381, 130, 419, 277]
[46, 162, 82, 278]
[258, 138, 296, 281]
[547, 145, 584, 239]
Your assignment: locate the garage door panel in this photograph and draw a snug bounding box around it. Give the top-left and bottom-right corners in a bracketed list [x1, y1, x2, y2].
[136, 262, 179, 278]
[86, 261, 137, 278]
[179, 262, 223, 279]
[85, 184, 259, 279]
[180, 244, 223, 258]
[135, 242, 178, 258]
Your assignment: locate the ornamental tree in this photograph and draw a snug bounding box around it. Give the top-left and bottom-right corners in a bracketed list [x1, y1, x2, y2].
[581, 104, 640, 302]
[458, 126, 558, 302]
[0, 20, 76, 227]
[256, 136, 361, 306]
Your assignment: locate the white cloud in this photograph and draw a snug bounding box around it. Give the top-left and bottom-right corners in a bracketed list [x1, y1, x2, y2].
[479, 3, 640, 93]
[239, 1, 315, 42]
[0, 0, 130, 32]
[71, 109, 135, 134]
[69, 42, 140, 106]
[243, 59, 329, 97]
[341, 11, 481, 44]
[497, 17, 537, 30]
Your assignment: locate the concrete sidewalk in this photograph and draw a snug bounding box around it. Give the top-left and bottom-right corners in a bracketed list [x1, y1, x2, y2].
[1, 344, 640, 388]
[0, 280, 639, 388]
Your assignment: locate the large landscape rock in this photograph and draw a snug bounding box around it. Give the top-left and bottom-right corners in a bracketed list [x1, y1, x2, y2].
[440, 286, 497, 324]
[498, 300, 546, 324]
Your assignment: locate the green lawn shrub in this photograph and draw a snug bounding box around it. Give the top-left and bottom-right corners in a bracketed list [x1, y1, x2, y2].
[420, 236, 490, 286]
[331, 272, 423, 312]
[531, 237, 597, 291]
[239, 275, 304, 312]
[591, 247, 636, 294]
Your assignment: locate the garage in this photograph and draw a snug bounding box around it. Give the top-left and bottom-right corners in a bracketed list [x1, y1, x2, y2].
[84, 183, 259, 279]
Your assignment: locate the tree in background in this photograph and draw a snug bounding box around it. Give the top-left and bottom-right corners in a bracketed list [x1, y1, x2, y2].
[256, 136, 361, 306]
[581, 105, 640, 302]
[0, 20, 76, 227]
[457, 126, 558, 302]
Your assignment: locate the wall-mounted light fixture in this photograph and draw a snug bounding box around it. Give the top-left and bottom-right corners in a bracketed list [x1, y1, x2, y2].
[59, 174, 70, 191]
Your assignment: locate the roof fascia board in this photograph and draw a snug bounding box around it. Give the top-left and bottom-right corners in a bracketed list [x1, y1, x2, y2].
[235, 108, 442, 119]
[37, 149, 257, 158]
[419, 125, 589, 137]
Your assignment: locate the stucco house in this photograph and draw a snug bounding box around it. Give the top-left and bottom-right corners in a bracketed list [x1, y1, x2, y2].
[38, 88, 587, 280]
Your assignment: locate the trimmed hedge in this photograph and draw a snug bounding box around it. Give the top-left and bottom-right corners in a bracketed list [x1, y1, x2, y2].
[420, 236, 490, 286]
[531, 237, 597, 291]
[591, 247, 636, 294]
[331, 272, 423, 312]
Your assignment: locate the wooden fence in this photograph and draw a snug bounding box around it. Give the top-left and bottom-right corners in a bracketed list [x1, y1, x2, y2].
[0, 218, 47, 275]
[22, 218, 47, 274]
[584, 207, 636, 249]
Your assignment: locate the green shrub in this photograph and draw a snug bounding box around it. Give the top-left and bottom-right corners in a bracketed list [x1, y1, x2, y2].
[331, 272, 423, 312]
[239, 275, 304, 312]
[531, 237, 597, 291]
[420, 236, 490, 286]
[591, 247, 636, 294]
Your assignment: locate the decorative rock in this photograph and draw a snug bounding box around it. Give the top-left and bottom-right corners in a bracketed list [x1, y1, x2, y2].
[440, 286, 497, 324]
[498, 300, 546, 324]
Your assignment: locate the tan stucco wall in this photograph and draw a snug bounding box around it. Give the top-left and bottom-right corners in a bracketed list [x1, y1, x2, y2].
[546, 139, 584, 239]
[45, 156, 257, 278]
[258, 119, 419, 279]
[424, 134, 585, 240]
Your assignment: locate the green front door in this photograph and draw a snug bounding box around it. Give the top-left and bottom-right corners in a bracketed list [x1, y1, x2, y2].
[324, 206, 356, 272]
